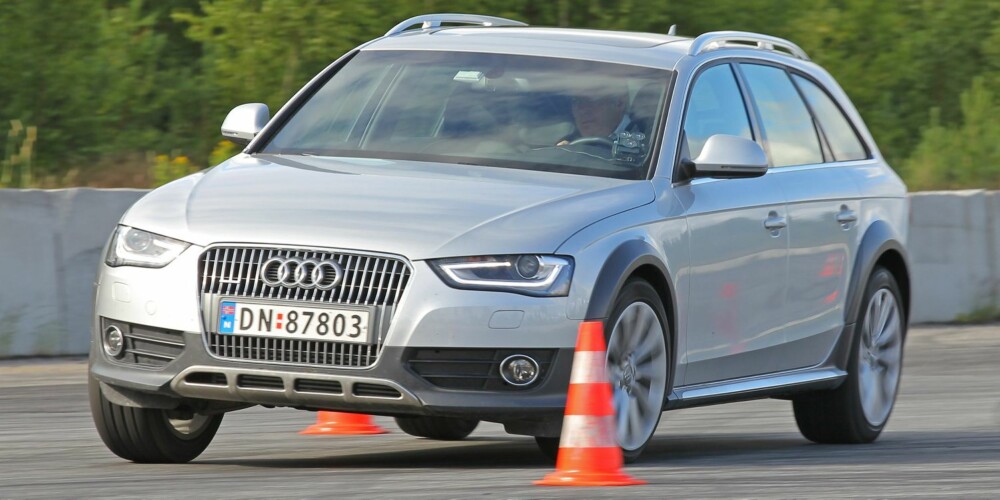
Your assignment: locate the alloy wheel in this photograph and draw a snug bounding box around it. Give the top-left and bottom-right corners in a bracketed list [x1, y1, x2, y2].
[858, 288, 903, 427]
[606, 302, 668, 451]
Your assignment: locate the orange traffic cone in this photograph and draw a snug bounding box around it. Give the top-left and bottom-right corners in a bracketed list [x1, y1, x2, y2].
[535, 321, 646, 487]
[300, 411, 388, 435]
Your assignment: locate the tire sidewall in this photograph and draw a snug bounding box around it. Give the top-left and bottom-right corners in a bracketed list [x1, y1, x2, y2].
[89, 374, 222, 463]
[604, 278, 672, 460]
[846, 267, 906, 439]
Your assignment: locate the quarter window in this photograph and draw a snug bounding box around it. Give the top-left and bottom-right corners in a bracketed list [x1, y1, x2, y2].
[792, 75, 868, 161]
[740, 64, 823, 167]
[682, 64, 753, 159]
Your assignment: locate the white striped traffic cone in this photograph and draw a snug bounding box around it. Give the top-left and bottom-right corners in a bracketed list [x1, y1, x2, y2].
[535, 320, 645, 486]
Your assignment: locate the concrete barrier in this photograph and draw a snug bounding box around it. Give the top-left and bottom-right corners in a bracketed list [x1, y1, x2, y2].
[908, 190, 1000, 323]
[0, 188, 146, 357]
[0, 188, 997, 358]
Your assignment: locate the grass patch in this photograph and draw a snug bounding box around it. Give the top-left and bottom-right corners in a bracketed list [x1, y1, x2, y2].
[954, 305, 1000, 324]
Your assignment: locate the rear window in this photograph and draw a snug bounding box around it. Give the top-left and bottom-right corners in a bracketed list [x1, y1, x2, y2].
[792, 75, 869, 162]
[262, 51, 673, 180]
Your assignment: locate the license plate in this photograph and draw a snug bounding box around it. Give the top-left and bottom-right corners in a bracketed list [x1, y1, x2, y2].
[217, 300, 371, 343]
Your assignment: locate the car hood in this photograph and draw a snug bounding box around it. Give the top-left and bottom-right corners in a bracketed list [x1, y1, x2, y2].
[121, 154, 654, 260]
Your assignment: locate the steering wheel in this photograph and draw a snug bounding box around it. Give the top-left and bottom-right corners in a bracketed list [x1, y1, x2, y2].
[568, 136, 614, 148]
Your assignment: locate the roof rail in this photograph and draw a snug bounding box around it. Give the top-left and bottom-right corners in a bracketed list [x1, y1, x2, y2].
[385, 13, 528, 37]
[689, 31, 810, 61]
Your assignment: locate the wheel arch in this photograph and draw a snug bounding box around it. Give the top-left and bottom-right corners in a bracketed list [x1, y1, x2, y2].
[585, 239, 678, 375]
[585, 239, 676, 323]
[845, 220, 911, 326]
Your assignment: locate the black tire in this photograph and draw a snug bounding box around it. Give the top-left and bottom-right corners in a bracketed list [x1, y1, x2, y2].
[793, 267, 906, 444]
[534, 436, 559, 461]
[605, 278, 672, 463]
[89, 376, 223, 463]
[393, 416, 479, 440]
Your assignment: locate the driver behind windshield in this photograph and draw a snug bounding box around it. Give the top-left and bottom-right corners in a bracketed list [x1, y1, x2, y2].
[556, 82, 630, 146]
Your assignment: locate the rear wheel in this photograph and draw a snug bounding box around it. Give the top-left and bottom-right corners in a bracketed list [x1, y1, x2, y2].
[394, 416, 479, 440]
[793, 267, 905, 443]
[89, 376, 222, 463]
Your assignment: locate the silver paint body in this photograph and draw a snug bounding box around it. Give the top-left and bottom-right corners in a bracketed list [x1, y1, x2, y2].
[91, 27, 907, 415]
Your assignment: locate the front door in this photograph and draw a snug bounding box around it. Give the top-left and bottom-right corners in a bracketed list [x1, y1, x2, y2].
[673, 63, 790, 386]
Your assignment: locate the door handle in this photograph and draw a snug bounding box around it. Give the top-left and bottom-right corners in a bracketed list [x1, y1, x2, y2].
[836, 205, 857, 228]
[764, 211, 786, 234]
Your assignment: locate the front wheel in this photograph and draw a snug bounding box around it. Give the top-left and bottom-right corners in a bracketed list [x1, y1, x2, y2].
[793, 267, 906, 443]
[605, 279, 671, 463]
[394, 416, 479, 440]
[89, 376, 223, 463]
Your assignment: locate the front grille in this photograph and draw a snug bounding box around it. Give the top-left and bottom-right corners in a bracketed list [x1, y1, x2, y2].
[406, 348, 557, 390]
[199, 247, 410, 306]
[199, 246, 411, 368]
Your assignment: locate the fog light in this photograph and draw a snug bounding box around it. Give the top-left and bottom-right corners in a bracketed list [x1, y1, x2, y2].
[103, 325, 125, 358]
[500, 354, 539, 386]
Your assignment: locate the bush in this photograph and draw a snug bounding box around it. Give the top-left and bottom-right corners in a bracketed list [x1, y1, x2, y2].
[905, 77, 1000, 191]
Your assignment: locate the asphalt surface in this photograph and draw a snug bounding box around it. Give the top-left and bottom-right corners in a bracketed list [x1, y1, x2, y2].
[1, 324, 998, 499]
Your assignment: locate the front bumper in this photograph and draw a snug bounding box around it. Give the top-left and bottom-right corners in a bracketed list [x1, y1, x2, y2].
[91, 339, 575, 420]
[90, 245, 580, 424]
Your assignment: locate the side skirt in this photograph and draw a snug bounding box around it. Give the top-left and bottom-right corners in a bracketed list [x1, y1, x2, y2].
[666, 366, 846, 410]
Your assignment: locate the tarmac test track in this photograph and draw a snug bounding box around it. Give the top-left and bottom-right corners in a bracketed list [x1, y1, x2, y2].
[1, 324, 998, 498]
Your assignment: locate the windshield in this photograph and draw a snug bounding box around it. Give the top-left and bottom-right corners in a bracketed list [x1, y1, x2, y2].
[261, 50, 672, 180]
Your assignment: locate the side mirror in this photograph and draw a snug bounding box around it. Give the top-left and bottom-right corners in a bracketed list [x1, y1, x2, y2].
[681, 134, 769, 179]
[221, 103, 270, 145]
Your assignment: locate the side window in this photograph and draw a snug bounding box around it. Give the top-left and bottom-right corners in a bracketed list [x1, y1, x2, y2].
[683, 64, 753, 159]
[792, 75, 869, 161]
[740, 64, 823, 167]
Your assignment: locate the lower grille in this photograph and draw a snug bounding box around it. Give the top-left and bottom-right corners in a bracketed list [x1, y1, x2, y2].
[295, 379, 343, 395]
[102, 318, 185, 368]
[237, 374, 284, 390]
[185, 372, 228, 386]
[206, 333, 380, 367]
[353, 383, 402, 399]
[406, 348, 557, 390]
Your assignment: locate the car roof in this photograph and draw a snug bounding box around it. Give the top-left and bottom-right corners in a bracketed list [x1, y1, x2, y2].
[365, 27, 694, 70]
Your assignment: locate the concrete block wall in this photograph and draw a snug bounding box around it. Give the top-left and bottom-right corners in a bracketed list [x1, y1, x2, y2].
[0, 189, 146, 357]
[908, 190, 1000, 323]
[0, 188, 997, 358]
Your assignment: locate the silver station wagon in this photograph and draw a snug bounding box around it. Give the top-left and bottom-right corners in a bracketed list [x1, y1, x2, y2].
[89, 14, 910, 463]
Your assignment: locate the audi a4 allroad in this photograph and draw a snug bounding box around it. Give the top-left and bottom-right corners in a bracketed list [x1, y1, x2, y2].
[89, 14, 910, 463]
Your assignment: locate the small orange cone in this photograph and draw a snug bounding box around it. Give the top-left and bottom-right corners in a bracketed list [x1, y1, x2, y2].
[535, 321, 646, 487]
[300, 411, 388, 435]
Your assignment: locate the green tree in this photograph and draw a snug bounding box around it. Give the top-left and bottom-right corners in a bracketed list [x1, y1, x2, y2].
[906, 79, 1000, 190]
[0, 0, 997, 188]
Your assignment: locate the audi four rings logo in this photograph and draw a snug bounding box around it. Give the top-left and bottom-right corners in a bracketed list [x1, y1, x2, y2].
[260, 257, 343, 290]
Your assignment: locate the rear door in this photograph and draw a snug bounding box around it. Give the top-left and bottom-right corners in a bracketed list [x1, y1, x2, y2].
[738, 63, 863, 369]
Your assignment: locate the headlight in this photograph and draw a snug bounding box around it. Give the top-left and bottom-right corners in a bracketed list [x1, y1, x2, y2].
[429, 255, 573, 297]
[105, 226, 190, 268]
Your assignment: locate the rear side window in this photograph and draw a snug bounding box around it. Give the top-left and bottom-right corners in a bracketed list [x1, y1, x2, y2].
[740, 64, 823, 167]
[792, 75, 869, 161]
[683, 64, 753, 159]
